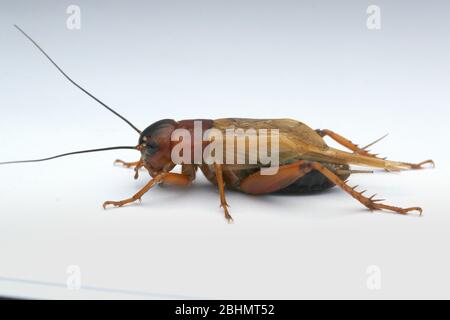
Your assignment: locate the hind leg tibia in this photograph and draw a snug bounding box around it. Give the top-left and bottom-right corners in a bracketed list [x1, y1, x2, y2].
[309, 162, 423, 215]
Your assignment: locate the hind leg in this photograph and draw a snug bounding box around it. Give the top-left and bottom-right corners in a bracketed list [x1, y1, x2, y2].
[316, 129, 382, 158]
[316, 129, 434, 169]
[309, 162, 422, 215]
[240, 160, 313, 194]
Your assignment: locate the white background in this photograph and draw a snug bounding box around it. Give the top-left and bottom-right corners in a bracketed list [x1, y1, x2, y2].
[0, 0, 449, 299]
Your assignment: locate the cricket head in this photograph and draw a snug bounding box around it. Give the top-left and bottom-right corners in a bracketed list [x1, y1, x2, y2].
[138, 119, 178, 175]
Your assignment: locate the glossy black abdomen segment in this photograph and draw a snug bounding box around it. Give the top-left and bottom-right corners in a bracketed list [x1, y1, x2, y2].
[275, 163, 350, 194]
[275, 170, 334, 194]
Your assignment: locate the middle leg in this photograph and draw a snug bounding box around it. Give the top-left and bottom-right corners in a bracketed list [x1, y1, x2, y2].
[214, 164, 233, 223]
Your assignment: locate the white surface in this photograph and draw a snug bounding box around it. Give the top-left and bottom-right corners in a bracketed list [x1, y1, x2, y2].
[1, 0, 450, 299]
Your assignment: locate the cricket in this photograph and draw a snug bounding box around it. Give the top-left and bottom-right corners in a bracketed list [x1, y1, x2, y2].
[0, 25, 435, 222]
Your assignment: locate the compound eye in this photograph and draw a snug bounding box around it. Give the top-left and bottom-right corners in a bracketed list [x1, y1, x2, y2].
[148, 140, 159, 150]
[144, 140, 159, 155]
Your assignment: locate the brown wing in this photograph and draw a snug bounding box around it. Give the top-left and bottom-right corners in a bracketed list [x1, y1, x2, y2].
[211, 118, 329, 167]
[208, 118, 418, 171]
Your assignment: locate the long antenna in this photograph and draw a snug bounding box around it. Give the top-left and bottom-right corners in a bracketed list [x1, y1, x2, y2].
[14, 24, 141, 134]
[0, 146, 137, 165]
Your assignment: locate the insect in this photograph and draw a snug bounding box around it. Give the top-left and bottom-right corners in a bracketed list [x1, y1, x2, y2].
[1, 26, 434, 222]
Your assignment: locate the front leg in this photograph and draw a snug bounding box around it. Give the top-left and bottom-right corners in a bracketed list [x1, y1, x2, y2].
[103, 173, 165, 209]
[114, 158, 144, 179]
[103, 172, 195, 209]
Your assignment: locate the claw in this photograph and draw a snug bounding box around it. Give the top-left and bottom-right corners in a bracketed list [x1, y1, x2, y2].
[114, 159, 130, 167]
[114, 159, 143, 169]
[220, 204, 233, 223]
[368, 201, 423, 216]
[412, 160, 435, 169]
[403, 207, 423, 215]
[103, 201, 121, 209]
[103, 197, 141, 209]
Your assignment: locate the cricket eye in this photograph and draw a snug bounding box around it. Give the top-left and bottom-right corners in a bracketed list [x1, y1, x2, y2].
[145, 140, 159, 155]
[148, 140, 159, 150]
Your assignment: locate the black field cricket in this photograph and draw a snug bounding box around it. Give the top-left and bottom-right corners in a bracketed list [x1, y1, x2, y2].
[0, 26, 434, 222]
